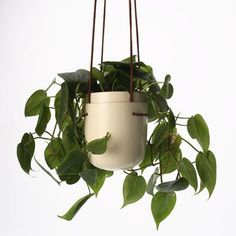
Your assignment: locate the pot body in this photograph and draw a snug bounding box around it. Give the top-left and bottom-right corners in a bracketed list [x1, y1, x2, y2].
[85, 92, 148, 171]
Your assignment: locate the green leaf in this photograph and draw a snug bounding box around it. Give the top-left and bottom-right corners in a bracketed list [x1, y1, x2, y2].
[168, 109, 176, 130]
[58, 69, 90, 84]
[161, 151, 178, 174]
[56, 82, 69, 127]
[152, 93, 169, 112]
[57, 149, 85, 176]
[160, 75, 174, 99]
[35, 106, 51, 136]
[196, 151, 216, 197]
[147, 168, 159, 195]
[44, 138, 65, 169]
[139, 143, 153, 171]
[80, 169, 97, 186]
[89, 169, 108, 196]
[58, 193, 94, 221]
[187, 114, 210, 152]
[25, 90, 49, 117]
[151, 192, 176, 229]
[151, 122, 169, 148]
[179, 158, 198, 191]
[87, 133, 111, 155]
[156, 178, 189, 192]
[122, 173, 146, 208]
[17, 133, 35, 174]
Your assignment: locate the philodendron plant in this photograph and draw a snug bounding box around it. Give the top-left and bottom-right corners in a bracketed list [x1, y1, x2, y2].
[17, 57, 217, 229]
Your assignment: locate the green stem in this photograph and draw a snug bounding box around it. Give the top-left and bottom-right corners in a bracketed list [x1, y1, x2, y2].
[34, 157, 61, 185]
[181, 137, 201, 153]
[34, 137, 51, 141]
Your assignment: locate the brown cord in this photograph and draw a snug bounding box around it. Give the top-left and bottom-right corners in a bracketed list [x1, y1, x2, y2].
[101, 0, 107, 69]
[88, 0, 141, 103]
[88, 0, 98, 103]
[129, 0, 134, 102]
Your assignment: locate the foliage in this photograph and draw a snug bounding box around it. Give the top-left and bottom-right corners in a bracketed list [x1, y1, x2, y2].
[17, 56, 217, 229]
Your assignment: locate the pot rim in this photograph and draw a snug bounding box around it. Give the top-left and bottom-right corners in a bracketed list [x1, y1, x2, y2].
[87, 91, 146, 104]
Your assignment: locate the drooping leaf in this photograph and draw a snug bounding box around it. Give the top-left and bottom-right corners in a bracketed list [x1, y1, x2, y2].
[57, 149, 85, 176]
[161, 151, 178, 174]
[56, 82, 69, 127]
[87, 133, 111, 155]
[139, 143, 153, 171]
[156, 178, 189, 192]
[122, 173, 146, 208]
[152, 93, 169, 112]
[17, 133, 35, 174]
[187, 114, 210, 152]
[160, 75, 174, 99]
[24, 90, 49, 117]
[89, 169, 108, 196]
[147, 168, 159, 195]
[58, 69, 90, 84]
[196, 151, 216, 198]
[151, 191, 176, 229]
[35, 106, 51, 136]
[80, 169, 97, 186]
[58, 193, 94, 221]
[168, 109, 176, 130]
[44, 138, 65, 169]
[179, 158, 198, 191]
[151, 122, 169, 148]
[62, 123, 79, 153]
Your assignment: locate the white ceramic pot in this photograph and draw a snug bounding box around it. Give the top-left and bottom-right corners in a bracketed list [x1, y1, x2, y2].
[85, 91, 148, 171]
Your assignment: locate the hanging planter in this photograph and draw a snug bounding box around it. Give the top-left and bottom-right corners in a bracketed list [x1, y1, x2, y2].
[16, 0, 217, 230]
[85, 91, 147, 170]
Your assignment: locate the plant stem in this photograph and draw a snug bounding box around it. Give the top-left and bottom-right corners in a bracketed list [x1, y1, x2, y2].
[176, 123, 187, 127]
[181, 137, 201, 153]
[45, 131, 54, 138]
[128, 162, 160, 172]
[34, 157, 61, 185]
[34, 137, 51, 141]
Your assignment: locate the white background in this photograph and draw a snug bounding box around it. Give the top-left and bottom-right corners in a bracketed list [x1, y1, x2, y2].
[0, 0, 235, 235]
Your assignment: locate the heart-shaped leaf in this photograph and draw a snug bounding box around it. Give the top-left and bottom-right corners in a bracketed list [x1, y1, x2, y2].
[35, 105, 51, 136]
[58, 69, 90, 84]
[17, 133, 35, 174]
[58, 193, 94, 221]
[122, 173, 146, 208]
[179, 158, 198, 191]
[151, 191, 176, 229]
[25, 90, 49, 117]
[160, 75, 174, 99]
[156, 178, 189, 192]
[80, 169, 97, 186]
[187, 114, 210, 152]
[196, 151, 216, 198]
[44, 138, 65, 169]
[87, 133, 111, 155]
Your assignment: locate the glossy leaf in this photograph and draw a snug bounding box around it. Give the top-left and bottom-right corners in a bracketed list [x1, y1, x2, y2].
[187, 114, 210, 152]
[17, 133, 35, 174]
[122, 173, 146, 208]
[87, 133, 111, 155]
[156, 178, 189, 192]
[44, 138, 65, 169]
[151, 122, 169, 148]
[57, 149, 85, 176]
[160, 75, 174, 99]
[161, 151, 178, 174]
[58, 69, 90, 84]
[168, 109, 176, 130]
[35, 106, 51, 136]
[80, 169, 97, 186]
[58, 193, 94, 221]
[151, 191, 176, 229]
[196, 151, 216, 197]
[139, 143, 153, 171]
[147, 168, 159, 195]
[152, 93, 169, 112]
[25, 90, 49, 117]
[56, 83, 69, 127]
[179, 158, 198, 191]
